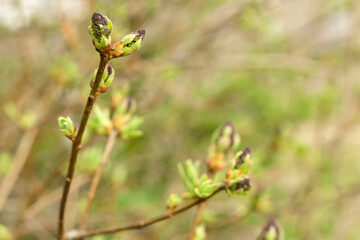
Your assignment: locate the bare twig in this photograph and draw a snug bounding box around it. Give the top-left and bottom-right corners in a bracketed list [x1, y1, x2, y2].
[25, 176, 89, 219]
[0, 127, 39, 212]
[188, 201, 207, 240]
[58, 53, 109, 239]
[80, 129, 118, 230]
[70, 184, 226, 239]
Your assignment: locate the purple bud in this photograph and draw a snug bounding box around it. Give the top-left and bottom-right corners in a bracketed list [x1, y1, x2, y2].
[235, 147, 252, 168]
[107, 65, 113, 76]
[234, 177, 251, 191]
[257, 218, 281, 240]
[91, 12, 111, 40]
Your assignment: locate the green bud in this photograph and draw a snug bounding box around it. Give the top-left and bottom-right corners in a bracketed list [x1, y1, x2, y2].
[91, 65, 115, 93]
[211, 121, 240, 153]
[178, 160, 198, 197]
[233, 147, 253, 175]
[194, 174, 219, 198]
[58, 116, 76, 140]
[78, 146, 102, 173]
[89, 105, 112, 135]
[116, 116, 144, 140]
[89, 12, 113, 50]
[257, 218, 282, 240]
[166, 193, 181, 210]
[178, 160, 218, 198]
[113, 30, 146, 57]
[118, 96, 137, 115]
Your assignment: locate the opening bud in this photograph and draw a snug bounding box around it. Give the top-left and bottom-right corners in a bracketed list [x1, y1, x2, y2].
[212, 121, 240, 153]
[112, 30, 146, 57]
[89, 12, 113, 50]
[257, 218, 282, 240]
[58, 116, 76, 140]
[233, 147, 253, 175]
[118, 96, 137, 115]
[90, 65, 115, 93]
[166, 194, 181, 210]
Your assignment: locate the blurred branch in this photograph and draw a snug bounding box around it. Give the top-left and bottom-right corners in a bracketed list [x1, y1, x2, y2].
[0, 127, 39, 212]
[58, 53, 110, 240]
[24, 176, 89, 219]
[70, 184, 227, 239]
[80, 129, 118, 230]
[188, 171, 214, 239]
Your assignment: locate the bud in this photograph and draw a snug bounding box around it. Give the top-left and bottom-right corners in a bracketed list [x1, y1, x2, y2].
[257, 218, 281, 240]
[58, 116, 76, 140]
[112, 30, 146, 57]
[166, 194, 181, 210]
[211, 121, 240, 153]
[234, 147, 252, 175]
[88, 12, 113, 51]
[234, 177, 251, 192]
[118, 96, 137, 115]
[90, 65, 115, 93]
[89, 105, 113, 135]
[235, 147, 252, 168]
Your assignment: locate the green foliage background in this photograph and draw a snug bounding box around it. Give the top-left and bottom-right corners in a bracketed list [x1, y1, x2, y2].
[0, 0, 359, 239]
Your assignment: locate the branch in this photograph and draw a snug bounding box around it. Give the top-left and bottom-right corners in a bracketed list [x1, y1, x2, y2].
[80, 129, 118, 230]
[58, 53, 109, 240]
[70, 184, 226, 239]
[188, 171, 214, 239]
[0, 127, 38, 212]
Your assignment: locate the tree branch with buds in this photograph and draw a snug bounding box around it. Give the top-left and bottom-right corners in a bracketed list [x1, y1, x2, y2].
[57, 12, 145, 240]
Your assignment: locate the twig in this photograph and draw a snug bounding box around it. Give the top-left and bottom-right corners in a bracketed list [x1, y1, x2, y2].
[25, 176, 89, 219]
[0, 127, 39, 212]
[80, 129, 118, 230]
[188, 171, 214, 239]
[70, 184, 226, 239]
[188, 201, 207, 240]
[58, 53, 109, 239]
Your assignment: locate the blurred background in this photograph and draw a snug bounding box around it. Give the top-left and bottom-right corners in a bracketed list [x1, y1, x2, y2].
[1, 0, 360, 239]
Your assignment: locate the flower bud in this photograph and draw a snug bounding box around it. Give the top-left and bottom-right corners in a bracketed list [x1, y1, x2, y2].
[118, 96, 137, 115]
[234, 177, 251, 192]
[166, 194, 181, 210]
[235, 147, 251, 168]
[90, 65, 115, 93]
[88, 12, 113, 50]
[212, 121, 240, 153]
[112, 30, 146, 58]
[58, 116, 76, 140]
[89, 105, 113, 135]
[234, 147, 252, 175]
[257, 218, 281, 240]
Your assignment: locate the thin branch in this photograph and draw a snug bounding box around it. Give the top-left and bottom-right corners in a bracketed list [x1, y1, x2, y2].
[25, 176, 89, 219]
[0, 127, 39, 212]
[188, 171, 214, 239]
[188, 201, 207, 240]
[58, 53, 109, 240]
[80, 129, 118, 230]
[70, 184, 226, 239]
